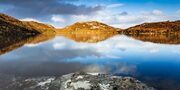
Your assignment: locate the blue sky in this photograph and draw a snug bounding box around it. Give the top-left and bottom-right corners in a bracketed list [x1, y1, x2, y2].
[0, 0, 180, 28]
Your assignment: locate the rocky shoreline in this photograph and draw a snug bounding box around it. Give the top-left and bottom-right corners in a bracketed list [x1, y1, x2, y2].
[0, 72, 156, 90]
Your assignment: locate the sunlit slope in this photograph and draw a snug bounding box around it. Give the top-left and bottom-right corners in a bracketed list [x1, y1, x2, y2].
[56, 21, 120, 34]
[124, 21, 180, 35]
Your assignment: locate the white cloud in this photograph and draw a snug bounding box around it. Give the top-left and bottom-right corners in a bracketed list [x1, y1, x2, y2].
[53, 42, 66, 49]
[83, 64, 109, 74]
[116, 64, 136, 74]
[70, 15, 89, 22]
[152, 9, 163, 16]
[20, 18, 39, 22]
[149, 48, 159, 53]
[107, 3, 124, 8]
[55, 8, 179, 29]
[68, 9, 167, 29]
[24, 43, 41, 47]
[51, 16, 65, 23]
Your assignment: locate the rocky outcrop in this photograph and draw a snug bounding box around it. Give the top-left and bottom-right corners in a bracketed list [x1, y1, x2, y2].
[0, 72, 156, 90]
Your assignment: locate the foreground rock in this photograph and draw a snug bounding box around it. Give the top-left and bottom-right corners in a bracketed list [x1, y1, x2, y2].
[1, 72, 156, 90]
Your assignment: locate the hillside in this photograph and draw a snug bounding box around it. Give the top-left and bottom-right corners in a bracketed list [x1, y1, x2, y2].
[0, 13, 40, 35]
[0, 13, 57, 50]
[56, 21, 119, 34]
[0, 13, 40, 49]
[124, 21, 180, 35]
[22, 21, 55, 34]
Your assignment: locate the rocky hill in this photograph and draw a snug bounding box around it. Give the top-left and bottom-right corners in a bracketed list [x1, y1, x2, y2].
[56, 21, 119, 34]
[124, 21, 180, 35]
[0, 72, 156, 90]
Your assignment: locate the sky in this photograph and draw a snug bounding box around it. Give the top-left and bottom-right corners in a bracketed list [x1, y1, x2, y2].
[0, 0, 180, 28]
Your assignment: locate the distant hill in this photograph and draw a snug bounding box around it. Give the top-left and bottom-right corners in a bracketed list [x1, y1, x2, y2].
[56, 21, 119, 34]
[124, 21, 180, 35]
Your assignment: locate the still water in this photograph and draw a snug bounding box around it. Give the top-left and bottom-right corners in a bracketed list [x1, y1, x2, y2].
[0, 34, 180, 90]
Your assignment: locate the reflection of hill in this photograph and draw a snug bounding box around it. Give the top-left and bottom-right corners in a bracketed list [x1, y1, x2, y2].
[0, 34, 55, 55]
[0, 13, 57, 55]
[129, 34, 180, 44]
[0, 13, 40, 48]
[0, 13, 40, 50]
[57, 32, 117, 43]
[56, 21, 119, 43]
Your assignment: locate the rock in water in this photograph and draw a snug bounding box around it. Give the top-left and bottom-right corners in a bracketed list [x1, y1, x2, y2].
[1, 72, 156, 90]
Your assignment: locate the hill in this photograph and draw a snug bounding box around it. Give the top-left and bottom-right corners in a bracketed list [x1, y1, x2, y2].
[56, 21, 119, 34]
[124, 21, 180, 35]
[0, 13, 41, 49]
[0, 13, 56, 50]
[0, 13, 40, 35]
[22, 21, 55, 34]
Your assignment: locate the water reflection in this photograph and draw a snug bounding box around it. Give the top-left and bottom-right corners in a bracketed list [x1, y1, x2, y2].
[127, 34, 180, 44]
[57, 32, 118, 43]
[0, 33, 180, 90]
[0, 34, 55, 55]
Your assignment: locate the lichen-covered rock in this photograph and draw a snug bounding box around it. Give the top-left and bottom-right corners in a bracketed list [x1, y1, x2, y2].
[0, 72, 156, 90]
[60, 72, 156, 90]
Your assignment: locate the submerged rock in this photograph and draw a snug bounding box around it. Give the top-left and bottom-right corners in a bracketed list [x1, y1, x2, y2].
[1, 72, 156, 90]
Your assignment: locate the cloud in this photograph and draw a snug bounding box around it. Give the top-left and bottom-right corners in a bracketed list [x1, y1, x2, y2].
[149, 48, 159, 53]
[115, 64, 137, 75]
[20, 18, 40, 22]
[24, 43, 42, 47]
[83, 64, 109, 74]
[142, 9, 163, 16]
[118, 11, 128, 16]
[107, 3, 124, 8]
[53, 42, 66, 49]
[51, 16, 65, 23]
[59, 8, 179, 29]
[152, 10, 163, 16]
[1, 0, 104, 18]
